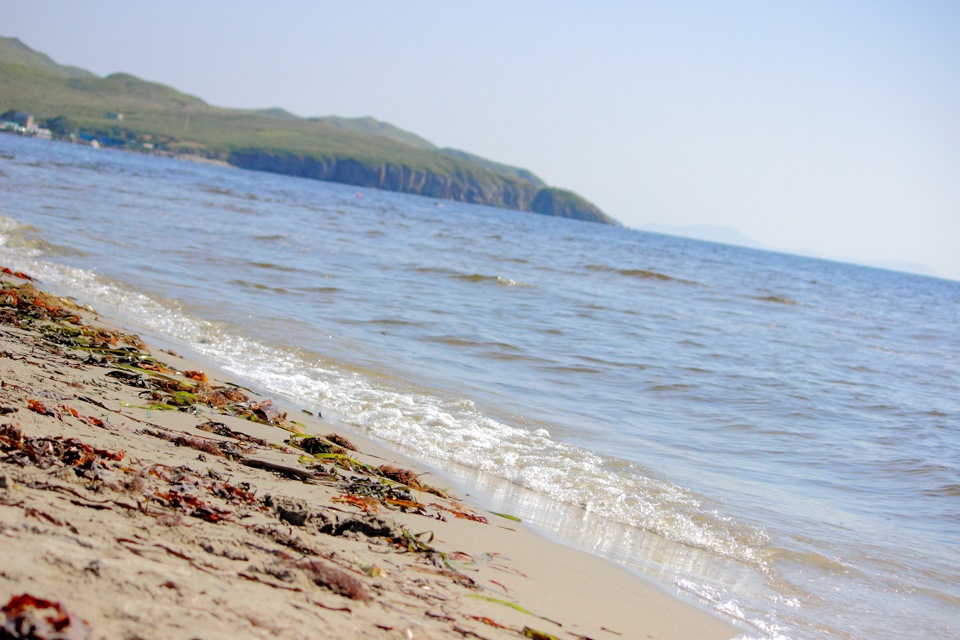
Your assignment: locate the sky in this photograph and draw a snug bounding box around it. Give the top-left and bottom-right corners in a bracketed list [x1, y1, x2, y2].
[3, 1, 959, 279]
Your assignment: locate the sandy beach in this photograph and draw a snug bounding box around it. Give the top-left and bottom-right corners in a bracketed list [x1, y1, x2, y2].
[0, 267, 739, 640]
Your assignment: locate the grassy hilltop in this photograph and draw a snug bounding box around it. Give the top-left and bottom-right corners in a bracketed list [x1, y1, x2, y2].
[0, 37, 617, 224]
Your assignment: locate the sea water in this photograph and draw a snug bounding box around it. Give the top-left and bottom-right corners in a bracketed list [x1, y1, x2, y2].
[1, 134, 957, 639]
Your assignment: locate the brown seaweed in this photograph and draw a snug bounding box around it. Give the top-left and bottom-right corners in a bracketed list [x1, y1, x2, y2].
[0, 593, 92, 640]
[296, 559, 371, 601]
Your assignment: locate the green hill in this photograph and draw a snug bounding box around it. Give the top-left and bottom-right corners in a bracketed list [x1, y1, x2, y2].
[317, 115, 438, 151]
[0, 36, 618, 225]
[0, 37, 95, 79]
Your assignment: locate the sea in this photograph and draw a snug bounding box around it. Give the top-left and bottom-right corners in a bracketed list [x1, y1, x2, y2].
[1, 134, 957, 639]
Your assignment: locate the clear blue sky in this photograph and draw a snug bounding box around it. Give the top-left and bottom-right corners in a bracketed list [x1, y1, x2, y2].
[4, 1, 959, 279]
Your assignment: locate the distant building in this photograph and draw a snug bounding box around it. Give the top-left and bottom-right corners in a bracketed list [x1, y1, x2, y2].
[1, 111, 34, 129]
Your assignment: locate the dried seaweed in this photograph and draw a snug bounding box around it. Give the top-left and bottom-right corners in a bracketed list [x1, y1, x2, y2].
[324, 433, 357, 451]
[296, 558, 371, 601]
[26, 398, 56, 417]
[377, 464, 424, 490]
[467, 596, 562, 628]
[296, 437, 335, 455]
[140, 428, 246, 459]
[332, 493, 381, 513]
[522, 628, 561, 640]
[0, 267, 33, 281]
[429, 503, 488, 524]
[241, 458, 316, 481]
[0, 593, 92, 640]
[0, 424, 123, 470]
[197, 421, 268, 447]
[129, 463, 258, 524]
[470, 616, 512, 630]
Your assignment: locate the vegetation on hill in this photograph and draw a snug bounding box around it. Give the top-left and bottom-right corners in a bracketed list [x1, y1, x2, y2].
[0, 36, 617, 225]
[531, 188, 611, 223]
[0, 36, 94, 79]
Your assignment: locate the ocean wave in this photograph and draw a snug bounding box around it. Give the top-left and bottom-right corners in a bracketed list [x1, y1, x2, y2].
[453, 273, 535, 288]
[329, 377, 771, 567]
[752, 294, 799, 305]
[244, 260, 308, 274]
[585, 263, 700, 285]
[229, 279, 294, 296]
[412, 266, 534, 288]
[198, 184, 260, 201]
[0, 215, 80, 258]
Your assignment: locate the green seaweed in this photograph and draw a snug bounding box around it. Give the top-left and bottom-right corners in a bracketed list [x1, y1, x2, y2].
[490, 511, 522, 522]
[467, 595, 561, 627]
[522, 627, 560, 640]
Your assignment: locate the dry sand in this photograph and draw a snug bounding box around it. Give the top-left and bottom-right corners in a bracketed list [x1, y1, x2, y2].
[0, 268, 740, 640]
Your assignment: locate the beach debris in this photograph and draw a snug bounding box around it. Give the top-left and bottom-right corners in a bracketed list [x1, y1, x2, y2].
[333, 493, 381, 513]
[241, 458, 315, 481]
[377, 464, 424, 490]
[194, 386, 248, 408]
[0, 266, 33, 281]
[26, 398, 56, 417]
[0, 279, 140, 350]
[182, 370, 209, 383]
[250, 399, 283, 423]
[332, 513, 399, 539]
[489, 511, 522, 522]
[522, 627, 560, 640]
[0, 593, 92, 640]
[296, 558, 371, 601]
[372, 464, 449, 498]
[469, 615, 512, 630]
[104, 370, 146, 387]
[197, 421, 268, 447]
[0, 424, 123, 470]
[325, 433, 357, 451]
[467, 596, 562, 628]
[140, 428, 242, 459]
[137, 463, 258, 523]
[297, 437, 337, 455]
[429, 503, 488, 524]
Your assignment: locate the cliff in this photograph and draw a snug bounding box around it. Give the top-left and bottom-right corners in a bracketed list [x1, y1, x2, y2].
[531, 188, 616, 224]
[228, 150, 540, 210]
[0, 36, 619, 226]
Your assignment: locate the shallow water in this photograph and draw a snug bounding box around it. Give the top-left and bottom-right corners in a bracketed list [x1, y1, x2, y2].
[1, 135, 958, 638]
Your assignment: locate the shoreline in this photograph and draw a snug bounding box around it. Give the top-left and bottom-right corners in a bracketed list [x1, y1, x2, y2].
[0, 268, 740, 639]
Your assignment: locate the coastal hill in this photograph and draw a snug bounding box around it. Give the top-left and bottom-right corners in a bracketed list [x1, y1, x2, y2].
[0, 37, 617, 225]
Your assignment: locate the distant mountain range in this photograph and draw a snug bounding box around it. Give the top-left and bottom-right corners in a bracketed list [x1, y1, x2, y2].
[637, 223, 767, 250]
[639, 223, 939, 278]
[0, 36, 616, 225]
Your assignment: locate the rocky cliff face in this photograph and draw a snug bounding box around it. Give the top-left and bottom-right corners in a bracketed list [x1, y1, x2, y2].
[530, 188, 618, 225]
[227, 151, 615, 224]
